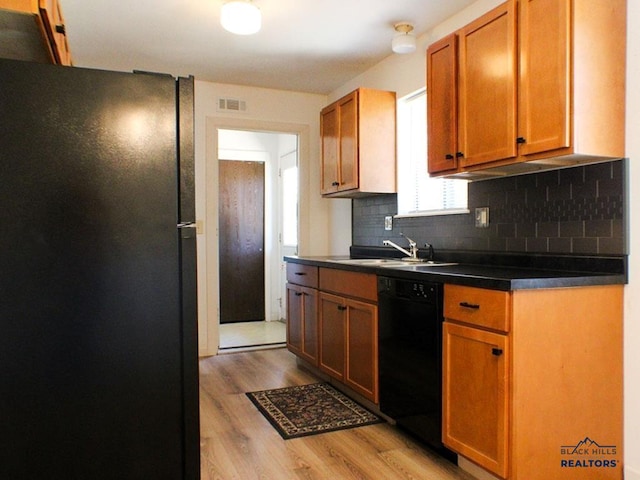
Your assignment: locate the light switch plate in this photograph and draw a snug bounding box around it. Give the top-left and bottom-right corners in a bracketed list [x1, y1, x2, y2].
[475, 207, 489, 228]
[384, 216, 393, 231]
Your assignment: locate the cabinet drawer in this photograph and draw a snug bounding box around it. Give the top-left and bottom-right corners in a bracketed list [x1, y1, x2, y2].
[286, 263, 318, 288]
[319, 268, 377, 303]
[444, 284, 510, 333]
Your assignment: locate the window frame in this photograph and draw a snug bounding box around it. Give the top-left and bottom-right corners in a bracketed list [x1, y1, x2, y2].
[396, 89, 469, 218]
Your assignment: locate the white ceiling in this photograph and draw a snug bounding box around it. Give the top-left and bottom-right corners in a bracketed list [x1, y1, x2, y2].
[62, 0, 476, 95]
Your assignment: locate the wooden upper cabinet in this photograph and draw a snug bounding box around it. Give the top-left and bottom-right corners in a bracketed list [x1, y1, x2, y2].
[458, 0, 517, 168]
[320, 88, 396, 197]
[337, 92, 358, 191]
[0, 0, 72, 65]
[427, 34, 458, 174]
[39, 0, 71, 65]
[518, 0, 625, 161]
[427, 0, 626, 178]
[320, 103, 340, 193]
[517, 0, 570, 157]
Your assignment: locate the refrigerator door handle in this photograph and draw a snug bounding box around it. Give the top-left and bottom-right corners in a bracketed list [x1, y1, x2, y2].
[177, 222, 196, 229]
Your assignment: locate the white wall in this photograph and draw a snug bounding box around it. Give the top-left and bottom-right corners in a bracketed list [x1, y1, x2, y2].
[625, 1, 640, 477]
[330, 0, 503, 103]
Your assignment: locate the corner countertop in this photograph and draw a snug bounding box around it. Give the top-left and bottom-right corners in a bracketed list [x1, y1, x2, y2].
[284, 249, 627, 291]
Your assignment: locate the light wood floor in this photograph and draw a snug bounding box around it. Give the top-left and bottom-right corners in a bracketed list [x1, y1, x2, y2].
[199, 347, 475, 480]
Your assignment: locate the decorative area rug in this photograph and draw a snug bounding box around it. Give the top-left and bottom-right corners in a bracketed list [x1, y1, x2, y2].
[246, 382, 383, 439]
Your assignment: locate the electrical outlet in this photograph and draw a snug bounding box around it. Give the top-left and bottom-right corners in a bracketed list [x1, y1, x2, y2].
[475, 207, 489, 228]
[384, 216, 393, 231]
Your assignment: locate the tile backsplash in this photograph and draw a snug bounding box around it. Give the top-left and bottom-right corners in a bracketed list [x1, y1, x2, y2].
[352, 159, 626, 255]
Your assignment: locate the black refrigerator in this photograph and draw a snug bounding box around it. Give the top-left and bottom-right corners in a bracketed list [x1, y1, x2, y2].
[0, 58, 200, 479]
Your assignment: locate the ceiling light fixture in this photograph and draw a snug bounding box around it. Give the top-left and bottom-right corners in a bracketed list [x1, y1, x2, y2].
[391, 23, 416, 54]
[221, 0, 262, 35]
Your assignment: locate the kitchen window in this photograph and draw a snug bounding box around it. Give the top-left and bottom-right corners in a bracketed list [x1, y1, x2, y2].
[396, 89, 468, 217]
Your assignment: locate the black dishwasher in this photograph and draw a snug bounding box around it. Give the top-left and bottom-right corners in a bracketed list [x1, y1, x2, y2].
[378, 276, 455, 462]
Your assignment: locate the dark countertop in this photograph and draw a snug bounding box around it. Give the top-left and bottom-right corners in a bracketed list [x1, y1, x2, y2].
[285, 249, 627, 291]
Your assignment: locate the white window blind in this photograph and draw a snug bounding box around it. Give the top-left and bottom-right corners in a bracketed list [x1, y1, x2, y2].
[397, 90, 468, 216]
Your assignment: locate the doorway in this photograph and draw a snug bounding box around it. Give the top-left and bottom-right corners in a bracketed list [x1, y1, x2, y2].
[217, 128, 298, 350]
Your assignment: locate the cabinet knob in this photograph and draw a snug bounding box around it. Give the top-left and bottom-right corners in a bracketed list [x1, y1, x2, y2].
[459, 301, 480, 310]
[55, 24, 66, 35]
[516, 137, 526, 144]
[332, 181, 340, 186]
[337, 305, 347, 311]
[295, 292, 303, 297]
[492, 348, 503, 356]
[445, 154, 454, 160]
[456, 152, 464, 158]
[294, 272, 306, 276]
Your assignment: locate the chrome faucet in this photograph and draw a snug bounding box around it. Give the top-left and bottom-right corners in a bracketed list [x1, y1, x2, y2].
[383, 233, 419, 260]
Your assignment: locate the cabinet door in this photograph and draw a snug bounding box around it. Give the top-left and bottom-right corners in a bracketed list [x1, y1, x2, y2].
[286, 283, 318, 365]
[319, 292, 346, 380]
[39, 0, 71, 65]
[338, 91, 358, 191]
[320, 102, 339, 194]
[345, 299, 378, 402]
[458, 0, 517, 167]
[286, 283, 304, 355]
[518, 0, 570, 156]
[443, 322, 509, 478]
[427, 33, 458, 174]
[301, 286, 318, 364]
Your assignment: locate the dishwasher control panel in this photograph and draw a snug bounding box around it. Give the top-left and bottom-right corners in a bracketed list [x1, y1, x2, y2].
[378, 276, 440, 304]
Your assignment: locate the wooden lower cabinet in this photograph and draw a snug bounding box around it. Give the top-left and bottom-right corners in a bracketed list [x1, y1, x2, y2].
[443, 284, 623, 480]
[319, 291, 378, 403]
[443, 322, 509, 478]
[345, 298, 378, 401]
[286, 283, 318, 365]
[286, 264, 379, 403]
[318, 292, 345, 379]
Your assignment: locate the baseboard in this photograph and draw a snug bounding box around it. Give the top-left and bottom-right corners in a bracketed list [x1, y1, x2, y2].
[457, 457, 501, 480]
[626, 465, 640, 480]
[218, 343, 286, 354]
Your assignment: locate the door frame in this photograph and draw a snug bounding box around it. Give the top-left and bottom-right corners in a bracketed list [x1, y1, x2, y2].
[277, 147, 299, 321]
[200, 117, 310, 356]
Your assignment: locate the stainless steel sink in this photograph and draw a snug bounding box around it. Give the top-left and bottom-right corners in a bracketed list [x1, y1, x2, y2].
[393, 261, 459, 270]
[331, 258, 409, 267]
[413, 260, 459, 267]
[331, 258, 458, 268]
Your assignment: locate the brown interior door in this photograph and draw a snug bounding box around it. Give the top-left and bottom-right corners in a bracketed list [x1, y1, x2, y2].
[218, 160, 265, 323]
